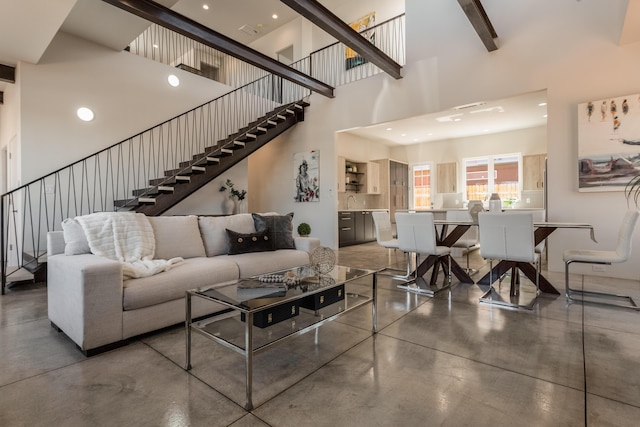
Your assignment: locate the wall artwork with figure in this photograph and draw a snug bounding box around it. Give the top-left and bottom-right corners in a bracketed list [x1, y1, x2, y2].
[578, 93, 640, 191]
[294, 151, 319, 202]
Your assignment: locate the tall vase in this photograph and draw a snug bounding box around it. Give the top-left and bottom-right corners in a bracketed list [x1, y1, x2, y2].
[223, 197, 235, 215]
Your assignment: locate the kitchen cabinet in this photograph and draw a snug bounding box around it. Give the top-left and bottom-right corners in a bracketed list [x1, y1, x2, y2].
[389, 160, 408, 222]
[365, 162, 380, 194]
[437, 162, 457, 193]
[337, 156, 346, 193]
[338, 210, 376, 247]
[523, 154, 546, 190]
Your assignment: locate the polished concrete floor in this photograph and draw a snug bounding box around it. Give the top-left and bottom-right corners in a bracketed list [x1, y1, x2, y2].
[2, 243, 640, 426]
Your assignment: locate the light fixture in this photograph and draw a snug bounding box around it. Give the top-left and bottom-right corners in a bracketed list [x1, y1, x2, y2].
[202, 4, 209, 10]
[77, 107, 94, 122]
[538, 102, 547, 106]
[167, 74, 180, 87]
[152, 44, 159, 49]
[435, 113, 463, 122]
[386, 127, 392, 131]
[452, 101, 485, 110]
[401, 133, 407, 137]
[272, 13, 278, 19]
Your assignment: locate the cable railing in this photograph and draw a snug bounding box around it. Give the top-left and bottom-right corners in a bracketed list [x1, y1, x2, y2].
[305, 14, 406, 87]
[0, 13, 405, 290]
[130, 14, 405, 91]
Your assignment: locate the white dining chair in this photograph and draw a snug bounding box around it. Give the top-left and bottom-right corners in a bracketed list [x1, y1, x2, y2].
[563, 210, 639, 309]
[395, 212, 451, 296]
[372, 211, 412, 280]
[478, 211, 540, 310]
[445, 210, 479, 275]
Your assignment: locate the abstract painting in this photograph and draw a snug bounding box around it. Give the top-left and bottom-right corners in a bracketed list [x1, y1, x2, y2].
[294, 150, 319, 202]
[578, 94, 640, 191]
[345, 12, 375, 70]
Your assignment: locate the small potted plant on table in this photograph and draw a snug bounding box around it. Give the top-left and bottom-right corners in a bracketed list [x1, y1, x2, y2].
[297, 222, 311, 237]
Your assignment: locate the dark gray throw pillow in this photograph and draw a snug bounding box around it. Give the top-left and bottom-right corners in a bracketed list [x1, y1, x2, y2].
[226, 228, 274, 255]
[252, 213, 295, 250]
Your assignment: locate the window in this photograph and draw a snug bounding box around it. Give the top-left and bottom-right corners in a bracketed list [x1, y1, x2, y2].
[412, 164, 432, 209]
[464, 154, 520, 202]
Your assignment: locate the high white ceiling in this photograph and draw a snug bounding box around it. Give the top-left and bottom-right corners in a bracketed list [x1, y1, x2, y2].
[342, 90, 548, 146]
[1, 1, 637, 145]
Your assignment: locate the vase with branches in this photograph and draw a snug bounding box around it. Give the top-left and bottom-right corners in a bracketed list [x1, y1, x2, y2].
[220, 179, 247, 214]
[625, 176, 640, 207]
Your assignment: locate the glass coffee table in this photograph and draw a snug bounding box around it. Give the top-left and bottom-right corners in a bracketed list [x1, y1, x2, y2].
[184, 265, 378, 410]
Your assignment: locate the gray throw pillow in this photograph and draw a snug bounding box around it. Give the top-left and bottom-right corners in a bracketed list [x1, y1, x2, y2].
[252, 213, 295, 250]
[226, 228, 274, 255]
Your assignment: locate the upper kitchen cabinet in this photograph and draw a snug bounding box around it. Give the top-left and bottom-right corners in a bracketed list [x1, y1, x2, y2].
[364, 162, 380, 194]
[437, 162, 457, 193]
[523, 154, 546, 190]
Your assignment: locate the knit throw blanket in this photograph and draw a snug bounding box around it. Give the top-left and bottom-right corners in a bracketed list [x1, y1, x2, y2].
[76, 212, 183, 279]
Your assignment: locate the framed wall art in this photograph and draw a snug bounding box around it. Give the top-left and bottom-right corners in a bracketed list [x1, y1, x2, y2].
[345, 12, 375, 70]
[294, 150, 319, 202]
[578, 94, 640, 191]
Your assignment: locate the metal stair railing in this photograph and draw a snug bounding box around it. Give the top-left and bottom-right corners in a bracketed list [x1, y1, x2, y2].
[0, 71, 310, 293]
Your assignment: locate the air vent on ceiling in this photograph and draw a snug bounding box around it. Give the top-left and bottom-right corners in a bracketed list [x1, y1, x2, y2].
[239, 24, 260, 37]
[452, 101, 486, 110]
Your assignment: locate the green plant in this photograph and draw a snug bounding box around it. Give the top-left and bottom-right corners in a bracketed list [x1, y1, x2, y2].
[219, 179, 247, 200]
[625, 175, 640, 207]
[297, 222, 311, 236]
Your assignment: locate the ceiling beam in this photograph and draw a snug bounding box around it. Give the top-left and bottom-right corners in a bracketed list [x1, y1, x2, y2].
[0, 64, 16, 84]
[0, 92, 3, 105]
[280, 0, 402, 79]
[101, 0, 334, 98]
[457, 0, 498, 52]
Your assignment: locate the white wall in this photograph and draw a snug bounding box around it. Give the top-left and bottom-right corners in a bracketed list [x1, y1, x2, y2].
[18, 31, 233, 184]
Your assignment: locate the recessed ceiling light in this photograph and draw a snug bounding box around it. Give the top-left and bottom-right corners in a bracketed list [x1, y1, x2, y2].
[152, 44, 159, 49]
[538, 102, 547, 106]
[543, 114, 548, 118]
[401, 133, 407, 137]
[77, 107, 94, 122]
[202, 4, 209, 10]
[453, 118, 462, 122]
[167, 74, 180, 87]
[427, 133, 433, 136]
[272, 14, 278, 19]
[483, 129, 489, 132]
[386, 127, 392, 131]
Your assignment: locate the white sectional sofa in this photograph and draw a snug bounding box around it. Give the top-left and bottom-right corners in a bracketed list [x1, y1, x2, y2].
[47, 213, 319, 355]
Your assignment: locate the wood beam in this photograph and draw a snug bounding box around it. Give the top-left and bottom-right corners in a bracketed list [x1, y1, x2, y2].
[280, 0, 402, 79]
[0, 64, 16, 84]
[457, 0, 498, 52]
[101, 0, 334, 98]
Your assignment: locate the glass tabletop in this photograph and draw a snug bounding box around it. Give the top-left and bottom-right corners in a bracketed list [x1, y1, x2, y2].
[192, 265, 377, 312]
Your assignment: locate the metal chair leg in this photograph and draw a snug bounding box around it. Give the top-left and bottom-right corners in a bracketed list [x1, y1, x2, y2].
[565, 260, 639, 309]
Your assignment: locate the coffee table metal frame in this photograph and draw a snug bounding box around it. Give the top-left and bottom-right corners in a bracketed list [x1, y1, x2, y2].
[184, 265, 378, 410]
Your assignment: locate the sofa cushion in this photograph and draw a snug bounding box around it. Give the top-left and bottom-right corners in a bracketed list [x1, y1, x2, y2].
[123, 257, 239, 310]
[199, 214, 256, 257]
[226, 249, 310, 278]
[147, 215, 205, 259]
[62, 218, 91, 255]
[252, 213, 295, 250]
[226, 228, 274, 255]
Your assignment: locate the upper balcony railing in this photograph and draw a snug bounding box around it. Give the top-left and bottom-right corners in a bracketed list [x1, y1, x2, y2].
[129, 14, 405, 91]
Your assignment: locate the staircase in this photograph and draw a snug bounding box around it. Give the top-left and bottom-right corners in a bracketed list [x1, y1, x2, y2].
[115, 101, 308, 215]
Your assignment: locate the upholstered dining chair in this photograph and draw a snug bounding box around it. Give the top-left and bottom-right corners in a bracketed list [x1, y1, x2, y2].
[563, 210, 639, 309]
[477, 211, 540, 309]
[445, 210, 479, 275]
[395, 212, 451, 295]
[372, 211, 412, 280]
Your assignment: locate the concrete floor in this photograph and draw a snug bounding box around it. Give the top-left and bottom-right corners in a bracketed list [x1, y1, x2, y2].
[2, 243, 640, 426]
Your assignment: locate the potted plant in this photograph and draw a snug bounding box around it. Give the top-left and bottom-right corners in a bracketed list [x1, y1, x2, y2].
[625, 176, 640, 207]
[219, 179, 247, 214]
[297, 222, 311, 237]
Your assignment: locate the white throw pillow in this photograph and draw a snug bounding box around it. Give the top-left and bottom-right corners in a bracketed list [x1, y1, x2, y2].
[62, 218, 91, 256]
[147, 215, 206, 259]
[199, 214, 256, 257]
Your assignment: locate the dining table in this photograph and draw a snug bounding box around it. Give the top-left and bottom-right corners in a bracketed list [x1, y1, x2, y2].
[473, 221, 597, 294]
